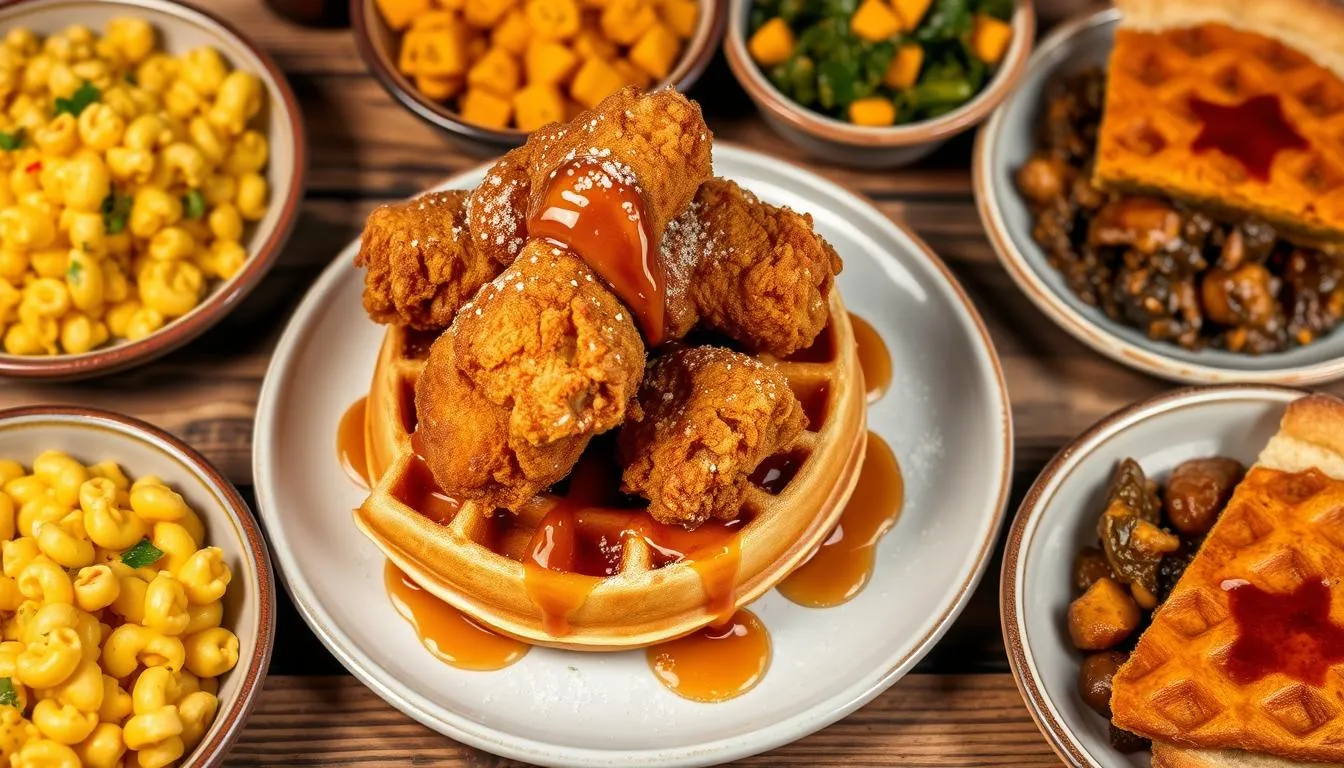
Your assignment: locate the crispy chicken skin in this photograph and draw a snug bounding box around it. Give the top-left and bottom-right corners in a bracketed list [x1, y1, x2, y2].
[450, 243, 646, 447]
[415, 333, 586, 511]
[618, 346, 807, 529]
[673, 179, 843, 356]
[467, 87, 713, 269]
[356, 190, 501, 331]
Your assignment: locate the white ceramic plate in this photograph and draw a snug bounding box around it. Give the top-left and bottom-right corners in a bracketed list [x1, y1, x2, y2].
[253, 145, 1013, 768]
[1001, 385, 1306, 767]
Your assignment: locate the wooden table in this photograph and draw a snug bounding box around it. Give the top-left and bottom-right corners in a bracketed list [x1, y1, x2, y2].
[7, 1, 1289, 764]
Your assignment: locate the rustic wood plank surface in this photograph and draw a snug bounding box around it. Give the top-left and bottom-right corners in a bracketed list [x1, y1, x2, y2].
[4, 0, 1307, 764]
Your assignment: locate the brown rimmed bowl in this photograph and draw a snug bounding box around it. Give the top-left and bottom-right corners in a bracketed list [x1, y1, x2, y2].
[0, 405, 276, 767]
[0, 0, 306, 382]
[351, 0, 727, 155]
[723, 0, 1035, 168]
[999, 385, 1306, 768]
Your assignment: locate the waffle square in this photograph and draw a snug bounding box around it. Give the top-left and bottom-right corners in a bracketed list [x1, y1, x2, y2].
[1096, 1, 1344, 241]
[1110, 394, 1344, 764]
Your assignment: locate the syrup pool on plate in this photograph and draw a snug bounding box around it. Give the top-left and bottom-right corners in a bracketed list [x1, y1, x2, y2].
[646, 609, 772, 703]
[851, 313, 892, 403]
[385, 562, 529, 671]
[337, 396, 371, 489]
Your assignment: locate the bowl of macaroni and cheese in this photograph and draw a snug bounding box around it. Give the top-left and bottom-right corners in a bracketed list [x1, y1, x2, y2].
[0, 0, 306, 380]
[0, 404, 275, 767]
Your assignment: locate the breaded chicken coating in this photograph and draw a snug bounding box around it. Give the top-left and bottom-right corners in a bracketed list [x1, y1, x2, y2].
[415, 333, 586, 511]
[618, 346, 807, 529]
[683, 179, 843, 356]
[450, 243, 646, 447]
[465, 144, 534, 267]
[356, 190, 501, 331]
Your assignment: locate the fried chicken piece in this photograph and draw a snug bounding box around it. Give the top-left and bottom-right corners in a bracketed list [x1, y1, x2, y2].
[415, 333, 586, 511]
[680, 179, 843, 356]
[465, 144, 534, 267]
[618, 346, 807, 529]
[450, 242, 645, 446]
[356, 190, 501, 331]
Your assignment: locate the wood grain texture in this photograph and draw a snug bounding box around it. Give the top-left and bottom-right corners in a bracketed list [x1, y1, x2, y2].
[229, 675, 1062, 767]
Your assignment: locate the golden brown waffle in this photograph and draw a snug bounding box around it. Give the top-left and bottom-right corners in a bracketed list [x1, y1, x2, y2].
[1110, 394, 1344, 764]
[1096, 0, 1344, 241]
[354, 291, 867, 650]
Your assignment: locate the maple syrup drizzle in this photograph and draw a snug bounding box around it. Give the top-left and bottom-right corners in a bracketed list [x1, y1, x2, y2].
[646, 609, 771, 703]
[384, 562, 529, 670]
[750, 452, 805, 495]
[337, 397, 372, 489]
[850, 313, 891, 403]
[526, 156, 665, 344]
[1189, 94, 1307, 181]
[778, 432, 903, 608]
[402, 445, 462, 525]
[1223, 578, 1344, 686]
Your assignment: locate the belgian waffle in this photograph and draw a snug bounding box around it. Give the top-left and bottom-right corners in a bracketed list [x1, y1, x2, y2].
[1095, 0, 1344, 242]
[354, 291, 867, 650]
[1110, 394, 1344, 765]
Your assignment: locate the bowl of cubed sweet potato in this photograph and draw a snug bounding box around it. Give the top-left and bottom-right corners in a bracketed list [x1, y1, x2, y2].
[353, 0, 726, 152]
[724, 0, 1035, 168]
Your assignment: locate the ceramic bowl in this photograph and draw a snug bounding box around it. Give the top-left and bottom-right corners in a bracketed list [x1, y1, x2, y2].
[1000, 384, 1308, 768]
[0, 0, 306, 381]
[351, 0, 727, 155]
[0, 405, 276, 767]
[974, 9, 1344, 385]
[723, 0, 1034, 168]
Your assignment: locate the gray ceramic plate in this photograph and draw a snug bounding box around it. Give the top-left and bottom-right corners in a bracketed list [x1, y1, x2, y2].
[253, 144, 1013, 768]
[0, 406, 276, 767]
[1000, 385, 1306, 768]
[974, 10, 1344, 385]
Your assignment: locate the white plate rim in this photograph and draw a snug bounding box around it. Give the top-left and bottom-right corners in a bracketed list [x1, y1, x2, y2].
[973, 8, 1344, 386]
[253, 143, 1015, 767]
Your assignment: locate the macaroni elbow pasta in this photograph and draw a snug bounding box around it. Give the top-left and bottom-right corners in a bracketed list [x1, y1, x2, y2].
[0, 452, 236, 767]
[0, 19, 271, 356]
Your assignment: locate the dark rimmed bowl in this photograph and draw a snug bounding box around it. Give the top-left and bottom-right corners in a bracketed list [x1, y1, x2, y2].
[0, 405, 276, 767]
[352, 0, 727, 155]
[0, 0, 306, 381]
[999, 385, 1307, 768]
[723, 0, 1035, 168]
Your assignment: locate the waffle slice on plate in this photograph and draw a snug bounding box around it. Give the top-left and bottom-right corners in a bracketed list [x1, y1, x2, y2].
[354, 292, 867, 651]
[1110, 393, 1344, 767]
[1095, 0, 1344, 242]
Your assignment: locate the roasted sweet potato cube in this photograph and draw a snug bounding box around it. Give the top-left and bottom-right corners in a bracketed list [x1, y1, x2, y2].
[748, 18, 794, 67]
[611, 57, 652, 89]
[574, 28, 617, 61]
[411, 9, 460, 29]
[416, 73, 464, 100]
[628, 23, 679, 80]
[377, 0, 433, 30]
[525, 41, 580, 85]
[417, 27, 470, 77]
[892, 0, 932, 30]
[527, 0, 582, 40]
[570, 56, 624, 108]
[600, 0, 657, 46]
[1067, 577, 1141, 651]
[513, 83, 566, 130]
[435, 0, 465, 8]
[464, 0, 518, 28]
[970, 13, 1013, 65]
[657, 0, 697, 39]
[467, 46, 521, 95]
[883, 42, 923, 89]
[492, 9, 531, 54]
[460, 87, 513, 127]
[851, 0, 902, 42]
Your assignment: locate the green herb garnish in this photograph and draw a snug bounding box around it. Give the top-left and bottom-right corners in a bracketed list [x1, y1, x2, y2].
[66, 258, 84, 286]
[0, 129, 23, 152]
[54, 81, 100, 117]
[124, 71, 138, 86]
[0, 678, 18, 708]
[121, 539, 164, 569]
[101, 191, 132, 235]
[182, 189, 206, 220]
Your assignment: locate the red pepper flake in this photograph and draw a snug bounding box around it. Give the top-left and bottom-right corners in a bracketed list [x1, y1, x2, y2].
[24, 161, 41, 174]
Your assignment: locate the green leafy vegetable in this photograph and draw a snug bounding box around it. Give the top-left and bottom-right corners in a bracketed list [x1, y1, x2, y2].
[121, 538, 164, 569]
[0, 678, 18, 708]
[182, 189, 206, 220]
[749, 0, 1008, 124]
[101, 191, 132, 235]
[0, 129, 23, 152]
[54, 81, 100, 117]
